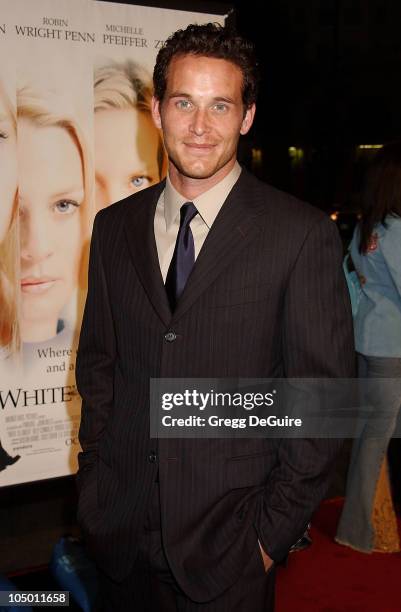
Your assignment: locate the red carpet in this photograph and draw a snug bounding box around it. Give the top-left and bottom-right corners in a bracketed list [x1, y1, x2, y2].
[276, 498, 401, 612]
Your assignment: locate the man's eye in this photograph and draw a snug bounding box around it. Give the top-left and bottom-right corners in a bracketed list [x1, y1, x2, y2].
[54, 200, 79, 214]
[176, 100, 192, 110]
[0, 130, 8, 140]
[213, 103, 228, 113]
[131, 176, 150, 189]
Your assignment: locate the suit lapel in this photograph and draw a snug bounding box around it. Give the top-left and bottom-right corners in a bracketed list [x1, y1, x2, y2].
[123, 180, 172, 327]
[173, 170, 268, 322]
[123, 170, 270, 326]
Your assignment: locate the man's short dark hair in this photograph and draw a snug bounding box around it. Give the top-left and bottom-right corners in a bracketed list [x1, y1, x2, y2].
[153, 23, 259, 108]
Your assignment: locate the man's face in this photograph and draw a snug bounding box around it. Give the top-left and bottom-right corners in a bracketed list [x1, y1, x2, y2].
[152, 55, 255, 185]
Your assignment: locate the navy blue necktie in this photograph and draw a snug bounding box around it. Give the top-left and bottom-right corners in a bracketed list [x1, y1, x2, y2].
[165, 202, 198, 311]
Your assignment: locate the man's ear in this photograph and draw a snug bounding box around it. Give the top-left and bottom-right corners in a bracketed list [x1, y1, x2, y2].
[151, 96, 162, 129]
[240, 103, 256, 136]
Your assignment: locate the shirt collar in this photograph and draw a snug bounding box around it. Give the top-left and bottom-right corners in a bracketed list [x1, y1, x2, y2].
[164, 162, 242, 230]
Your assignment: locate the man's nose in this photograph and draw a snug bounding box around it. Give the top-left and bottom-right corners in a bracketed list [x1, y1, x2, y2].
[189, 108, 210, 136]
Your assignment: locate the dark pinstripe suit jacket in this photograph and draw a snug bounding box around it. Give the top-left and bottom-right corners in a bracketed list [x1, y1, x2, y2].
[76, 168, 355, 602]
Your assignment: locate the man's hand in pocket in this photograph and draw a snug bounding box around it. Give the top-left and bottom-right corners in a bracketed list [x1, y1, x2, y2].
[258, 540, 273, 573]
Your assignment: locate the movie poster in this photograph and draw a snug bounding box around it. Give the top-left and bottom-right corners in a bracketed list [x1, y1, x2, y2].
[0, 0, 226, 486]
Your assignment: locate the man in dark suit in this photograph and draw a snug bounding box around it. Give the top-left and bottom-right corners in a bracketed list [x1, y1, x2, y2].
[76, 23, 354, 611]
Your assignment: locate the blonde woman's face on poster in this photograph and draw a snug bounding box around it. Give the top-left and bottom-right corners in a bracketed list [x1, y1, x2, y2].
[94, 107, 160, 211]
[0, 94, 17, 243]
[18, 119, 84, 342]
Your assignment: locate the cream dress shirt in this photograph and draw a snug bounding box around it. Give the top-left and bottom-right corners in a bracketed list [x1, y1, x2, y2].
[154, 162, 242, 281]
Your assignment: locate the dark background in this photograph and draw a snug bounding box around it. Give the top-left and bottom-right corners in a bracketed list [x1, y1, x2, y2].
[230, 0, 401, 213]
[2, 0, 400, 582]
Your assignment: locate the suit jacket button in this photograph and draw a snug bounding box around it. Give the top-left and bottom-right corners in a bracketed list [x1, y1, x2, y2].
[148, 451, 157, 463]
[164, 331, 177, 342]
